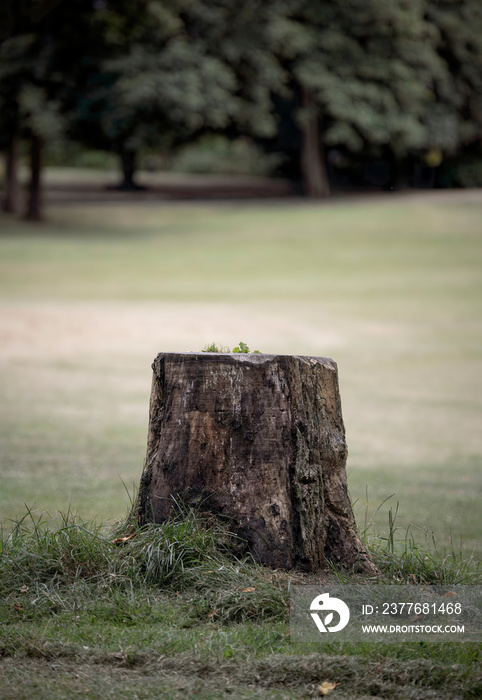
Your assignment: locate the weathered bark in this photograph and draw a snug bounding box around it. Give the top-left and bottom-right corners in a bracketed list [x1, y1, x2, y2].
[300, 86, 330, 198]
[25, 133, 43, 221]
[3, 130, 19, 213]
[135, 352, 376, 574]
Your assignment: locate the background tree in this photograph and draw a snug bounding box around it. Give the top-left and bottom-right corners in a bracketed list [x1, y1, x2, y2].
[0, 2, 35, 214]
[2, 0, 481, 213]
[0, 0, 107, 218]
[268, 0, 448, 196]
[68, 0, 163, 190]
[424, 0, 482, 186]
[73, 0, 286, 189]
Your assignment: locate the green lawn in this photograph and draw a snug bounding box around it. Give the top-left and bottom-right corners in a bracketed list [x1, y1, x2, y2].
[1, 181, 481, 698]
[0, 503, 480, 699]
[0, 184, 481, 560]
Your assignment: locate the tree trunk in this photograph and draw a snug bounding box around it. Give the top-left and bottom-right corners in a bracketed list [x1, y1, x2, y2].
[135, 352, 377, 575]
[3, 130, 19, 213]
[116, 149, 145, 190]
[300, 86, 330, 198]
[25, 133, 43, 221]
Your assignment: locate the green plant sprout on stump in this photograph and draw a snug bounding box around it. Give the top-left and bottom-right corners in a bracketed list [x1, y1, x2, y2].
[202, 342, 261, 353]
[233, 341, 260, 354]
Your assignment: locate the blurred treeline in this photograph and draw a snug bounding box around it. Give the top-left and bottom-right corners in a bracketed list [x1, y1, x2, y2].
[1, 0, 481, 218]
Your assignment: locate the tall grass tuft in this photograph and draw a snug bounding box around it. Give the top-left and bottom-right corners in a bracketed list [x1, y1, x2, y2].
[122, 502, 235, 587]
[0, 503, 288, 624]
[0, 507, 118, 593]
[362, 502, 481, 585]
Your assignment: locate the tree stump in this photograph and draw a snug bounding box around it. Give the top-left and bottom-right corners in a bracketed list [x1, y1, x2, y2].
[135, 352, 377, 574]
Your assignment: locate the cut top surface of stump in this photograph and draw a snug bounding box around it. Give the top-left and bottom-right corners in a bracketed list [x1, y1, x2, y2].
[154, 351, 338, 367]
[136, 351, 377, 575]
